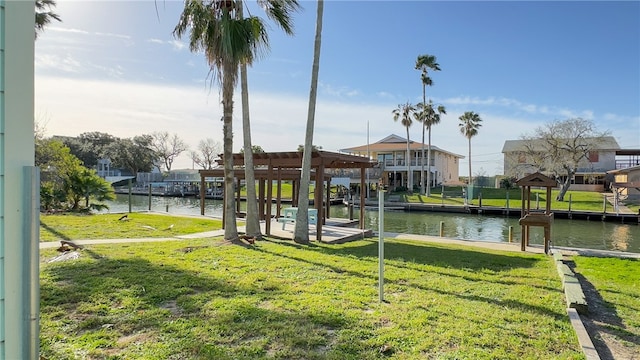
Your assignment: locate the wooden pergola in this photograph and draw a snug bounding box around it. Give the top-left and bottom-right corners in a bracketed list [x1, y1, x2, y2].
[199, 151, 376, 240]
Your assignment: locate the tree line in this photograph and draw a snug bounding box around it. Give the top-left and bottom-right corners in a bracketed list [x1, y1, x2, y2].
[40, 131, 227, 175]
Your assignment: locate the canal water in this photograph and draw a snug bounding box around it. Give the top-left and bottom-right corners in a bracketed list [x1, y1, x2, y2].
[104, 194, 640, 254]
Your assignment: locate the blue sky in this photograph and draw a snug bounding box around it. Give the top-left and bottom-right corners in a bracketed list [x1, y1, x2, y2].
[35, 0, 640, 175]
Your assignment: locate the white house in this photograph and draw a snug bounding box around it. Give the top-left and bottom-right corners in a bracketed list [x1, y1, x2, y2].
[502, 136, 621, 191]
[340, 134, 464, 190]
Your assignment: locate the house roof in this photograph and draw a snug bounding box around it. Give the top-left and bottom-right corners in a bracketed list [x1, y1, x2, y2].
[607, 165, 640, 174]
[502, 136, 621, 153]
[340, 134, 464, 159]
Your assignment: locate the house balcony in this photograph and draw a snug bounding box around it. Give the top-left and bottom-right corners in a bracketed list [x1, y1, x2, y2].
[328, 168, 382, 183]
[381, 159, 433, 171]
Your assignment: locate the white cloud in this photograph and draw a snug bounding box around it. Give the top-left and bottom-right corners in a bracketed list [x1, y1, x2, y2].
[48, 27, 89, 35]
[35, 54, 83, 73]
[169, 40, 186, 51]
[319, 82, 360, 98]
[95, 32, 131, 40]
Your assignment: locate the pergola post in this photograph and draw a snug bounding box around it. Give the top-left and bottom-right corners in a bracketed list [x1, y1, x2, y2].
[258, 178, 265, 220]
[325, 178, 331, 219]
[236, 177, 241, 215]
[276, 167, 282, 219]
[360, 165, 366, 229]
[316, 163, 324, 241]
[266, 162, 274, 234]
[200, 172, 205, 216]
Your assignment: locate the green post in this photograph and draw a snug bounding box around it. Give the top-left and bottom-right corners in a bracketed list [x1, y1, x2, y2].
[148, 184, 152, 211]
[128, 179, 132, 213]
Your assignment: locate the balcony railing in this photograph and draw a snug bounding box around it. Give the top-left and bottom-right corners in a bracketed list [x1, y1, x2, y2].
[328, 168, 382, 180]
[382, 159, 432, 167]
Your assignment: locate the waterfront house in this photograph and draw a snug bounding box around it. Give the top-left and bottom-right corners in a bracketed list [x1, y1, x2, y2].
[501, 136, 621, 191]
[340, 134, 464, 191]
[608, 165, 640, 203]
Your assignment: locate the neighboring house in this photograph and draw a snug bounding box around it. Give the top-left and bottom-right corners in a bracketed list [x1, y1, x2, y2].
[608, 165, 640, 203]
[340, 134, 464, 190]
[501, 136, 621, 191]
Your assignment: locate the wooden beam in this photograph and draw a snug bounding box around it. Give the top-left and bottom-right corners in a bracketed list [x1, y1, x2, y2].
[360, 165, 365, 229]
[266, 162, 274, 235]
[200, 172, 205, 216]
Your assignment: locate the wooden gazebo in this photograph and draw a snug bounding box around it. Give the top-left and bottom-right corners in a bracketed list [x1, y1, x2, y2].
[200, 151, 376, 240]
[516, 172, 556, 254]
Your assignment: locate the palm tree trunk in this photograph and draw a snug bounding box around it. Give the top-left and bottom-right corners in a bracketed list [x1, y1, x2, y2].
[406, 127, 411, 191]
[420, 85, 426, 195]
[239, 4, 261, 240]
[294, 0, 323, 244]
[222, 60, 239, 242]
[427, 126, 432, 196]
[468, 137, 472, 194]
[240, 63, 261, 240]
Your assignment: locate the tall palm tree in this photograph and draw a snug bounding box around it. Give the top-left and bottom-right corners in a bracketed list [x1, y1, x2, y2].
[174, 0, 298, 243]
[237, 1, 298, 241]
[35, 0, 62, 39]
[392, 102, 416, 191]
[294, 0, 324, 244]
[415, 54, 440, 195]
[415, 100, 446, 193]
[458, 111, 482, 192]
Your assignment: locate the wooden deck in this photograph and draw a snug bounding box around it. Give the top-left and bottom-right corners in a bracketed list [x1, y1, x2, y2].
[262, 218, 372, 244]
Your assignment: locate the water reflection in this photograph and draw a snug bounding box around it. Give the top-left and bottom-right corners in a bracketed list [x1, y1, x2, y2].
[104, 194, 640, 253]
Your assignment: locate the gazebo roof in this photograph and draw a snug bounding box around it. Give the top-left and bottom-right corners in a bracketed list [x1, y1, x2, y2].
[515, 172, 557, 187]
[216, 150, 376, 169]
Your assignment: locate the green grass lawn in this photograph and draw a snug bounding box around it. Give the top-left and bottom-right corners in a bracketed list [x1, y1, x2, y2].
[402, 188, 620, 213]
[40, 213, 223, 242]
[40, 237, 585, 359]
[572, 256, 640, 351]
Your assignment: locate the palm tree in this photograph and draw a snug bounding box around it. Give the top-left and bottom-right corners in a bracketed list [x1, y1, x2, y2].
[237, 2, 298, 241]
[174, 0, 299, 243]
[415, 100, 446, 193]
[392, 102, 416, 191]
[293, 0, 324, 244]
[415, 54, 441, 195]
[458, 111, 482, 192]
[35, 0, 62, 39]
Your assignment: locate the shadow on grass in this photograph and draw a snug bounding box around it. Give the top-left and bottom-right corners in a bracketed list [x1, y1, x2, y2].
[40, 250, 364, 358]
[567, 260, 640, 360]
[40, 221, 72, 241]
[271, 237, 539, 271]
[257, 238, 564, 320]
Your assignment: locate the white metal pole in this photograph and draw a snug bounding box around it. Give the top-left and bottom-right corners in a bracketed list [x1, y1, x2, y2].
[378, 186, 385, 302]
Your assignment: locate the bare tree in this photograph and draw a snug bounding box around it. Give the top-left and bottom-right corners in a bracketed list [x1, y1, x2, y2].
[190, 138, 221, 170]
[151, 131, 189, 172]
[521, 118, 610, 201]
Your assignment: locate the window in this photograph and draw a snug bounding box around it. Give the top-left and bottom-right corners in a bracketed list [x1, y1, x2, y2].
[588, 151, 599, 163]
[518, 153, 526, 164]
